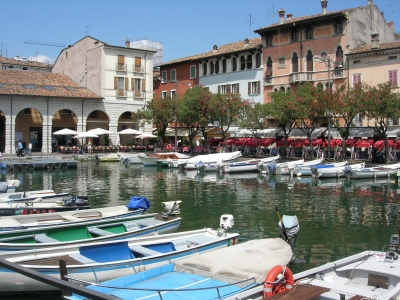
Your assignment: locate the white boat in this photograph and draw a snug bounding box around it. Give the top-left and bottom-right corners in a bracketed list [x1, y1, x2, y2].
[139, 152, 191, 167]
[178, 151, 242, 170]
[258, 157, 324, 175]
[118, 152, 145, 164]
[316, 162, 365, 178]
[0, 215, 239, 294]
[294, 161, 347, 177]
[350, 162, 400, 179]
[0, 180, 20, 193]
[0, 189, 70, 203]
[227, 232, 400, 300]
[222, 155, 280, 173]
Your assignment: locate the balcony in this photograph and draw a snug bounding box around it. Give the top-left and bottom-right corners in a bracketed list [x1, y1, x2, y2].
[333, 69, 344, 78]
[116, 63, 127, 72]
[264, 77, 273, 86]
[116, 89, 127, 97]
[289, 72, 314, 83]
[133, 64, 144, 73]
[134, 90, 145, 98]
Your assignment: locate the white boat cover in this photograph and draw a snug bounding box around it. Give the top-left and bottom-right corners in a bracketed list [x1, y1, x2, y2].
[177, 238, 292, 284]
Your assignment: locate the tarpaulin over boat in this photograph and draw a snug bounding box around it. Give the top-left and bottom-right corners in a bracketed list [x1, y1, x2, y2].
[127, 196, 151, 210]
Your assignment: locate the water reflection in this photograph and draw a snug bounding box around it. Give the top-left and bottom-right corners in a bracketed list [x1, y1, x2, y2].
[0, 161, 399, 274]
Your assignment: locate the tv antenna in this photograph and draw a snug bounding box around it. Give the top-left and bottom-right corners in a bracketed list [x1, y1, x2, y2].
[268, 4, 276, 24]
[247, 14, 255, 38]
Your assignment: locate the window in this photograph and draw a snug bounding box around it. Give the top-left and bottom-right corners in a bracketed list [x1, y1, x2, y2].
[306, 51, 313, 72]
[278, 57, 286, 68]
[0, 83, 3, 88]
[161, 91, 167, 99]
[335, 46, 343, 68]
[218, 85, 227, 94]
[292, 53, 299, 73]
[353, 60, 361, 64]
[232, 57, 237, 72]
[170, 69, 176, 82]
[291, 29, 299, 42]
[210, 61, 214, 74]
[203, 62, 208, 76]
[43, 85, 55, 90]
[231, 83, 239, 94]
[335, 21, 343, 34]
[215, 61, 220, 74]
[246, 55, 252, 69]
[23, 84, 35, 89]
[266, 34, 273, 46]
[240, 56, 246, 70]
[118, 55, 125, 71]
[161, 70, 167, 83]
[248, 81, 260, 95]
[306, 26, 313, 39]
[171, 90, 176, 98]
[133, 78, 142, 97]
[190, 65, 196, 78]
[388, 70, 398, 87]
[135, 57, 142, 72]
[22, 67, 27, 70]
[255, 53, 261, 68]
[389, 56, 397, 60]
[8, 66, 13, 69]
[265, 57, 273, 77]
[114, 76, 127, 96]
[222, 59, 227, 73]
[352, 73, 361, 88]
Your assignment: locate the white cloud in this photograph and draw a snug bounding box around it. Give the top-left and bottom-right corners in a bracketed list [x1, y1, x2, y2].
[33, 55, 54, 64]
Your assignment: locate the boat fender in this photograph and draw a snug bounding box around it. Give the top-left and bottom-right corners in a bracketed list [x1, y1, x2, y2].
[263, 265, 294, 298]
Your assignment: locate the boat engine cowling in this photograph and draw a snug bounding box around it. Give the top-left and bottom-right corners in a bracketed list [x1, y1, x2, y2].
[220, 214, 234, 231]
[267, 162, 276, 174]
[310, 167, 318, 176]
[279, 215, 300, 262]
[343, 166, 352, 176]
[386, 231, 400, 261]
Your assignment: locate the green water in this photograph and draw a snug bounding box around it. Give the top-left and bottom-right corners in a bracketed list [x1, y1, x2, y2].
[1, 161, 399, 298]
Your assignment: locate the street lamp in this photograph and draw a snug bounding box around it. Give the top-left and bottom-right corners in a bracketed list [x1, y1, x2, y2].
[315, 54, 342, 160]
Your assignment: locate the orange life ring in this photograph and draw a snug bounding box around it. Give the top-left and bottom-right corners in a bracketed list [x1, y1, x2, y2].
[263, 265, 294, 298]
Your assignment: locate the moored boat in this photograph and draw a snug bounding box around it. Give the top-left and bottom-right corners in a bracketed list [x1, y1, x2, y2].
[222, 155, 279, 173]
[0, 189, 69, 202]
[0, 180, 21, 193]
[118, 152, 145, 164]
[0, 215, 239, 294]
[139, 152, 191, 167]
[350, 162, 400, 179]
[294, 161, 347, 177]
[316, 162, 365, 178]
[178, 151, 242, 170]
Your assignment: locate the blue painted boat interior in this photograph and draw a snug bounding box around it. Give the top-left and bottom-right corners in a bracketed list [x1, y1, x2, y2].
[71, 263, 256, 300]
[79, 241, 135, 263]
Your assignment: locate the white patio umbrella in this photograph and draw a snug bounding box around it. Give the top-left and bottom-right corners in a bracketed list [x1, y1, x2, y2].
[136, 132, 157, 139]
[87, 128, 113, 135]
[118, 129, 142, 135]
[73, 132, 99, 138]
[53, 128, 79, 135]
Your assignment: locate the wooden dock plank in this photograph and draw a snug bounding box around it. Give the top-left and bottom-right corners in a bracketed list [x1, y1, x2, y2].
[265, 284, 330, 300]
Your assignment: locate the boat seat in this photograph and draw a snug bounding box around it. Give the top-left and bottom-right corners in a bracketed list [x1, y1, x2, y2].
[123, 221, 140, 232]
[305, 279, 380, 298]
[87, 227, 113, 237]
[69, 253, 96, 264]
[62, 215, 81, 221]
[34, 234, 59, 243]
[129, 245, 163, 256]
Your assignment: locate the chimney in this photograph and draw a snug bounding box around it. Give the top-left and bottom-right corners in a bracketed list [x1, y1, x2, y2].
[125, 39, 130, 48]
[371, 32, 379, 49]
[244, 38, 249, 48]
[368, 0, 373, 6]
[213, 45, 218, 53]
[287, 13, 293, 20]
[321, 0, 328, 14]
[279, 8, 285, 24]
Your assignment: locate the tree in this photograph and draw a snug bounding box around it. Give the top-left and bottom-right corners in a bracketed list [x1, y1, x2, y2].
[208, 93, 244, 150]
[266, 90, 298, 154]
[131, 97, 177, 149]
[237, 100, 269, 138]
[364, 82, 400, 163]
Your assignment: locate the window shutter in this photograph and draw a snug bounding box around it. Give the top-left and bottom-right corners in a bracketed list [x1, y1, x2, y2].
[114, 77, 118, 89]
[257, 81, 260, 94]
[142, 79, 146, 91]
[131, 78, 134, 90]
[135, 57, 141, 72]
[335, 48, 343, 67]
[125, 78, 128, 90]
[218, 85, 221, 93]
[118, 55, 125, 64]
[226, 84, 231, 94]
[393, 70, 398, 86]
[248, 82, 251, 94]
[236, 83, 239, 94]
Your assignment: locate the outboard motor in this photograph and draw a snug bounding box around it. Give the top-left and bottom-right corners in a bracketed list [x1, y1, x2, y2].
[343, 166, 352, 178]
[278, 214, 300, 263]
[219, 214, 234, 237]
[267, 162, 276, 175]
[162, 200, 182, 215]
[311, 167, 318, 177]
[386, 230, 400, 262]
[256, 161, 264, 172]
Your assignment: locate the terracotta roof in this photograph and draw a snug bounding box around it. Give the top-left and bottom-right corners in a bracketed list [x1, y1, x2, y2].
[255, 7, 361, 32]
[0, 70, 102, 99]
[161, 37, 262, 66]
[348, 42, 400, 54]
[0, 56, 52, 68]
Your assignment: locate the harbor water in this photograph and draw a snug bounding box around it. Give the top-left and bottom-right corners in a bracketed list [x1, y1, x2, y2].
[1, 160, 399, 298]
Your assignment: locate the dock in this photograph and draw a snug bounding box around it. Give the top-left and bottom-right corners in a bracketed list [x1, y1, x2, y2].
[0, 156, 78, 171]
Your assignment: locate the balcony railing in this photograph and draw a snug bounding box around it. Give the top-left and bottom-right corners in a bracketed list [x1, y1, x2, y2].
[134, 90, 145, 98]
[264, 77, 273, 86]
[333, 69, 344, 78]
[133, 64, 145, 73]
[289, 72, 314, 83]
[116, 89, 127, 97]
[116, 63, 127, 72]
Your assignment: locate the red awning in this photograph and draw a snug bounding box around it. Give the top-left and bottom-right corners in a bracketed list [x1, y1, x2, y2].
[226, 138, 236, 146]
[276, 138, 293, 147]
[291, 139, 307, 148]
[355, 139, 373, 148]
[303, 138, 323, 147]
[345, 139, 358, 147]
[374, 140, 395, 149]
[394, 140, 400, 149]
[259, 138, 276, 146]
[247, 138, 263, 148]
[234, 137, 251, 146]
[322, 139, 342, 147]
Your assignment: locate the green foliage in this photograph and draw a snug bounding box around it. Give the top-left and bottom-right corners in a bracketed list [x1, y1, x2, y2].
[237, 100, 269, 137]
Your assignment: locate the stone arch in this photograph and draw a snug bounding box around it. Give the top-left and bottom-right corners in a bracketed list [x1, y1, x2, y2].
[118, 111, 139, 145]
[15, 108, 43, 152]
[86, 109, 110, 146]
[51, 109, 79, 148]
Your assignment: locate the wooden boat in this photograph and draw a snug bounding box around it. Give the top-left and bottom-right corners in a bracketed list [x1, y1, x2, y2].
[0, 201, 149, 230]
[65, 238, 293, 300]
[177, 151, 242, 170]
[222, 155, 279, 173]
[0, 213, 180, 251]
[350, 162, 400, 179]
[316, 162, 365, 178]
[225, 231, 400, 300]
[139, 152, 191, 167]
[0, 195, 90, 217]
[293, 161, 347, 177]
[0, 215, 239, 294]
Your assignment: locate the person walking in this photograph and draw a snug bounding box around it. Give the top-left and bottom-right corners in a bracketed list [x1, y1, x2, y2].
[28, 142, 32, 156]
[17, 141, 23, 157]
[87, 138, 92, 154]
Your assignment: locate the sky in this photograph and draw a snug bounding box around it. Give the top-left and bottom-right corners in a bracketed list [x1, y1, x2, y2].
[1, 0, 399, 65]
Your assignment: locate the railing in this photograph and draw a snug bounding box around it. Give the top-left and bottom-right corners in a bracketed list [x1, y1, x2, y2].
[264, 77, 273, 85]
[116, 90, 127, 97]
[133, 64, 145, 73]
[289, 72, 314, 83]
[134, 90, 144, 98]
[116, 63, 127, 72]
[333, 69, 344, 78]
